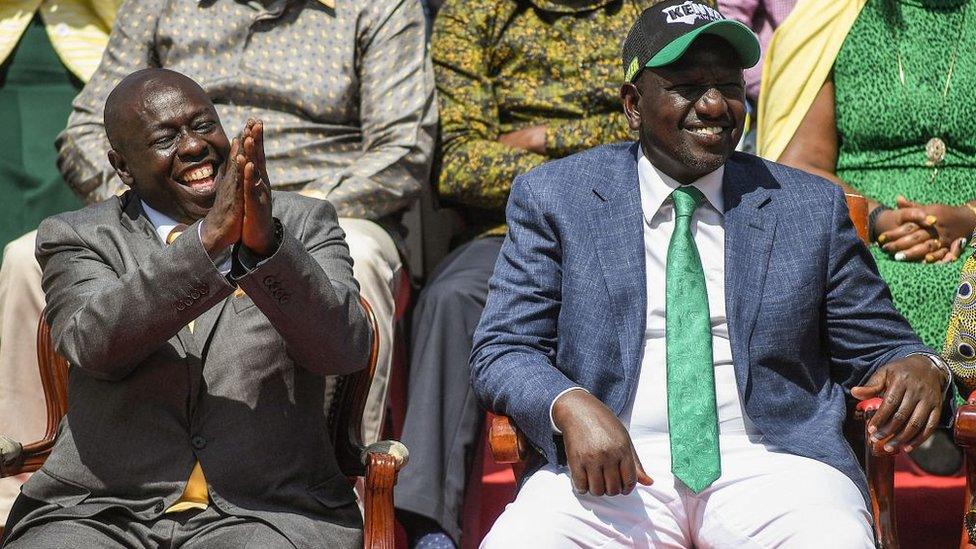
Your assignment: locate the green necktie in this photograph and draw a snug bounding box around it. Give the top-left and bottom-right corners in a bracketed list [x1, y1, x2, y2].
[666, 185, 721, 493]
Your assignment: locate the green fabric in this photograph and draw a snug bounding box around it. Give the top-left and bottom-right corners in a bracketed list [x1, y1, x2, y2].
[0, 14, 82, 254]
[666, 185, 720, 493]
[833, 0, 976, 349]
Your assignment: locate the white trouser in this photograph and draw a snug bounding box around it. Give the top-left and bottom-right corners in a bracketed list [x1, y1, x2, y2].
[0, 232, 45, 524]
[0, 218, 400, 523]
[483, 435, 873, 549]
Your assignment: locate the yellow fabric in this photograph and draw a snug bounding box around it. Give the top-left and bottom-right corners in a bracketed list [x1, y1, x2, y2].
[162, 226, 207, 513]
[165, 462, 209, 513]
[755, 0, 867, 161]
[0, 0, 119, 82]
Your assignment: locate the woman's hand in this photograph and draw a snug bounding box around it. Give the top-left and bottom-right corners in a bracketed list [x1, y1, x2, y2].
[882, 196, 973, 263]
[875, 205, 940, 262]
[897, 196, 975, 246]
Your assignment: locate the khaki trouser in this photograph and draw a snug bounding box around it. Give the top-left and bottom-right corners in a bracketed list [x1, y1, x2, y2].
[0, 218, 399, 524]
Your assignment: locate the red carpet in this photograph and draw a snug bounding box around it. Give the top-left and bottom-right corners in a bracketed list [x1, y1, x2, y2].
[463, 446, 966, 548]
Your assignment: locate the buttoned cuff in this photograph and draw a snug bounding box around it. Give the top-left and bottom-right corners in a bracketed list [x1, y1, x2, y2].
[549, 387, 589, 434]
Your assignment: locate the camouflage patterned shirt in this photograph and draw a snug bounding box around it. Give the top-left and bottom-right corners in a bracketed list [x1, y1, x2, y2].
[433, 0, 715, 238]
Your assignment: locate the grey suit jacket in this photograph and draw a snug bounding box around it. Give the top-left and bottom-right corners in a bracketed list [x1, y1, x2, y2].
[8, 190, 371, 548]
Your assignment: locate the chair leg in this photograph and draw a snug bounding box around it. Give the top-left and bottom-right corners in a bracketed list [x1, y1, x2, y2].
[364, 452, 399, 549]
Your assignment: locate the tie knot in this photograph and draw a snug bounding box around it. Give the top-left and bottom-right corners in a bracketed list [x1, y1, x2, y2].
[166, 224, 189, 245]
[671, 186, 705, 218]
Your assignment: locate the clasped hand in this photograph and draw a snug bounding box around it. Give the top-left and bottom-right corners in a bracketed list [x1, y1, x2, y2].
[201, 119, 276, 256]
[875, 196, 974, 263]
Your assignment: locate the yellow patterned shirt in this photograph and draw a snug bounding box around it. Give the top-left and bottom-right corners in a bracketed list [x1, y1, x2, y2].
[0, 0, 119, 82]
[432, 0, 717, 238]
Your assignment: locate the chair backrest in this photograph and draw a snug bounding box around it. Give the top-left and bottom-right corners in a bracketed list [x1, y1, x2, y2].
[845, 193, 869, 244]
[31, 297, 380, 477]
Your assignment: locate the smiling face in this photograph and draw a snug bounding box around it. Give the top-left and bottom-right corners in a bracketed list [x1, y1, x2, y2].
[106, 70, 229, 223]
[620, 35, 746, 184]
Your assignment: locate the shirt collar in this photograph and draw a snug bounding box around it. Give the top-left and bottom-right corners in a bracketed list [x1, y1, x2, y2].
[141, 202, 181, 245]
[637, 147, 725, 226]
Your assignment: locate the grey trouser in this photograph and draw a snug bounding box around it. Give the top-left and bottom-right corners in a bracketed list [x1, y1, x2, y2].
[4, 504, 290, 548]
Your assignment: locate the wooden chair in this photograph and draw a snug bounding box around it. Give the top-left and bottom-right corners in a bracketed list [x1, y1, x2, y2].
[953, 394, 976, 549]
[486, 194, 907, 548]
[0, 298, 407, 549]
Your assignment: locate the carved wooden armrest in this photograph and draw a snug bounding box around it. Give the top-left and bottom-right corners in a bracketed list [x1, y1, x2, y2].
[0, 432, 55, 478]
[361, 440, 408, 549]
[854, 397, 898, 548]
[954, 392, 976, 547]
[0, 435, 24, 477]
[488, 414, 527, 465]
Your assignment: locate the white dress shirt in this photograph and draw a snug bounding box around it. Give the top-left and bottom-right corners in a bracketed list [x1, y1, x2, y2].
[621, 149, 760, 440]
[142, 203, 231, 275]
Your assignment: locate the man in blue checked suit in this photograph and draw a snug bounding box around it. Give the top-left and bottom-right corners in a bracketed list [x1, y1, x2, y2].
[470, 1, 950, 547]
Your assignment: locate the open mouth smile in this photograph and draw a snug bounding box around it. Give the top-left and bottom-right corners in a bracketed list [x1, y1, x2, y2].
[177, 162, 217, 196]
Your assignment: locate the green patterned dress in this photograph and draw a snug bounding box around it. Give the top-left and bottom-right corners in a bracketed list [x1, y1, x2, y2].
[833, 0, 976, 349]
[0, 15, 82, 255]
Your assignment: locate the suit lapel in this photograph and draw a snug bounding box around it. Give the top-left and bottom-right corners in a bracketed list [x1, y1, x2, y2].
[119, 192, 198, 357]
[723, 156, 777, 388]
[587, 143, 647, 391]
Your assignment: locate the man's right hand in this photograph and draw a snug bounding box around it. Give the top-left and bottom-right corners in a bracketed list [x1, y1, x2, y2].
[201, 136, 245, 253]
[552, 389, 653, 497]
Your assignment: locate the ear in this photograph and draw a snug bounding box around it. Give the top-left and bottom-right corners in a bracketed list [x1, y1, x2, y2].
[620, 83, 642, 131]
[107, 149, 135, 188]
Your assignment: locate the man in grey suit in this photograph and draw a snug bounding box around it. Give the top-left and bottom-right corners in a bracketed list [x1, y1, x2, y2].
[1, 69, 370, 548]
[472, 2, 951, 546]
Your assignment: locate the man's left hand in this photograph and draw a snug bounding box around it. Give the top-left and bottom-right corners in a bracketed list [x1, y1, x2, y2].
[851, 355, 948, 453]
[241, 119, 276, 256]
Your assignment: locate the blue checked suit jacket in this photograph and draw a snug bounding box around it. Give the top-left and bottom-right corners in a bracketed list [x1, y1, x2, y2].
[470, 142, 931, 498]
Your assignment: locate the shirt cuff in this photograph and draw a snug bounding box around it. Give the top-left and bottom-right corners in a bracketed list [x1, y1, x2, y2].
[549, 387, 588, 434]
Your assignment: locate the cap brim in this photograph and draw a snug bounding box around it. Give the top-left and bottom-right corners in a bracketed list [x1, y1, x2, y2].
[646, 20, 760, 70]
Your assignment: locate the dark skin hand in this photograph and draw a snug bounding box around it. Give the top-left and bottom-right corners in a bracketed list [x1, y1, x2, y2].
[851, 355, 948, 453]
[498, 125, 547, 155]
[240, 119, 276, 256]
[552, 389, 653, 497]
[779, 75, 968, 263]
[200, 136, 245, 253]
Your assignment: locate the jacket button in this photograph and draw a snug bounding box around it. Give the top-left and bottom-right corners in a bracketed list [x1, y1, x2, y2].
[191, 435, 207, 449]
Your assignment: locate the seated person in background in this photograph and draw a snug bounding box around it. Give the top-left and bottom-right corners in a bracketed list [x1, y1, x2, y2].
[760, 0, 975, 474]
[1, 68, 371, 549]
[716, 0, 798, 106]
[0, 0, 118, 522]
[0, 0, 435, 449]
[394, 0, 717, 546]
[471, 2, 950, 546]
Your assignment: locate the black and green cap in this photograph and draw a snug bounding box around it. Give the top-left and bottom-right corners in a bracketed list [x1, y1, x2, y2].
[622, 0, 760, 82]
